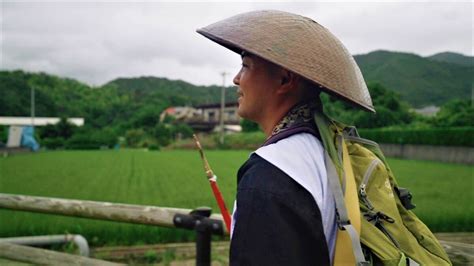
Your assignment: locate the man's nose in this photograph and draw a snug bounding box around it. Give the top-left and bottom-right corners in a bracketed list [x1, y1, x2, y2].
[233, 72, 240, 86]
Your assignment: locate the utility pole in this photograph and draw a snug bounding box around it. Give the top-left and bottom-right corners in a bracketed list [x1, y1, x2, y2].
[31, 86, 35, 127]
[219, 72, 228, 145]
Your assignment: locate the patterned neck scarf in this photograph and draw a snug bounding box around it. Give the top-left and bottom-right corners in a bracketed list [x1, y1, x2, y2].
[263, 100, 321, 146]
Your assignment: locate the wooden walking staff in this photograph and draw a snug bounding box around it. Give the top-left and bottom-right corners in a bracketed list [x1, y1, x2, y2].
[193, 134, 232, 233]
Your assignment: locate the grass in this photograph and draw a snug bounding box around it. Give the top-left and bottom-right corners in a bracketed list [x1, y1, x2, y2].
[0, 150, 472, 246]
[387, 159, 473, 232]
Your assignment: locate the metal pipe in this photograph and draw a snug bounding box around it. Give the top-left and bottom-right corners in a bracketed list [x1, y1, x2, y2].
[0, 242, 123, 265]
[0, 234, 90, 256]
[0, 193, 229, 235]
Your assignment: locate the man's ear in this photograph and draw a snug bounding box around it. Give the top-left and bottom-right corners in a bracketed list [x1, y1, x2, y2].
[277, 70, 300, 94]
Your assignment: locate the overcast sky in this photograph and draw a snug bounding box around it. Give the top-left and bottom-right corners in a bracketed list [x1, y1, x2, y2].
[1, 1, 472, 87]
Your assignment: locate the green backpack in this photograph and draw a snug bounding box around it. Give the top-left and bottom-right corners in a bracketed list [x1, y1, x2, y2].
[313, 111, 451, 266]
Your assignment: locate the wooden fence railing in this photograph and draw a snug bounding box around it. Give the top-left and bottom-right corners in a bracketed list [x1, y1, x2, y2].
[0, 193, 228, 265]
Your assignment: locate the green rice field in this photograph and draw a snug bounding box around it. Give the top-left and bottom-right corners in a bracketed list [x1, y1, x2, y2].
[0, 150, 472, 246]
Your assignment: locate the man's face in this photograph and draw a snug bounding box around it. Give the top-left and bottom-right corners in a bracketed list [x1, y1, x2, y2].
[233, 54, 281, 123]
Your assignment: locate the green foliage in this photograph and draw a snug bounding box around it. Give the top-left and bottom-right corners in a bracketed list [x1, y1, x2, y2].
[0, 126, 7, 144]
[0, 70, 240, 149]
[107, 77, 236, 107]
[40, 124, 59, 139]
[354, 50, 473, 107]
[36, 117, 119, 150]
[125, 128, 147, 148]
[38, 118, 77, 149]
[54, 117, 76, 139]
[130, 106, 162, 129]
[427, 52, 473, 67]
[432, 99, 474, 127]
[240, 119, 260, 132]
[0, 150, 471, 247]
[172, 123, 193, 139]
[65, 134, 102, 150]
[151, 123, 193, 147]
[148, 144, 160, 151]
[354, 83, 414, 128]
[153, 124, 172, 146]
[41, 137, 65, 149]
[323, 82, 414, 128]
[144, 250, 158, 263]
[358, 127, 474, 147]
[224, 131, 266, 150]
[65, 128, 117, 150]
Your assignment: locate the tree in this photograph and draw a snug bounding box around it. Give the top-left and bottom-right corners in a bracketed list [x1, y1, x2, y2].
[354, 83, 412, 128]
[55, 117, 76, 139]
[241, 119, 260, 132]
[125, 128, 146, 147]
[0, 126, 7, 144]
[153, 124, 172, 146]
[432, 99, 474, 127]
[39, 117, 76, 140]
[172, 123, 193, 139]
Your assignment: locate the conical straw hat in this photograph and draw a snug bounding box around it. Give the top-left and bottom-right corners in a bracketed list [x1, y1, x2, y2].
[197, 10, 374, 112]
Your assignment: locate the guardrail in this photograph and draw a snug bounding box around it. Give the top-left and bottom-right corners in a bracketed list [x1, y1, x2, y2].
[0, 193, 228, 265]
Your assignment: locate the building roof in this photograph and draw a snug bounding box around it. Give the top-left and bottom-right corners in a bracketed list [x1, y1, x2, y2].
[195, 102, 238, 109]
[0, 117, 84, 126]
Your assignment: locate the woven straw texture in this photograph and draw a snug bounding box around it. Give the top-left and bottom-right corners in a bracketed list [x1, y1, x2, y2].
[197, 10, 374, 112]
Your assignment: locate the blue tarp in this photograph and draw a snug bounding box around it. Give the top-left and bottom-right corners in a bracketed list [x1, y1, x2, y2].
[21, 126, 40, 151]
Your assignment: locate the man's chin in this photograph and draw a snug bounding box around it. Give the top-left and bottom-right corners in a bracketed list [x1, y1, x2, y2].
[237, 107, 247, 120]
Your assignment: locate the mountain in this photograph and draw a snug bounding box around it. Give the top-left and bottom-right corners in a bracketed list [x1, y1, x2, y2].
[427, 52, 473, 67]
[1, 49, 471, 121]
[104, 76, 237, 107]
[0, 70, 238, 132]
[354, 50, 473, 107]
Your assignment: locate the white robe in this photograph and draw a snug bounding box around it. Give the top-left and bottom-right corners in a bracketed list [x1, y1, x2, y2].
[231, 132, 337, 261]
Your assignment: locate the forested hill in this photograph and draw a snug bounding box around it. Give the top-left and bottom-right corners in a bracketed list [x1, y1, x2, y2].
[105, 76, 237, 106]
[1, 50, 472, 122]
[0, 71, 237, 130]
[427, 52, 473, 67]
[354, 50, 473, 107]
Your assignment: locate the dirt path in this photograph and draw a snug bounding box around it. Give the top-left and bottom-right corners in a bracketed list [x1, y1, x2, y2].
[91, 233, 473, 265]
[436, 233, 473, 266]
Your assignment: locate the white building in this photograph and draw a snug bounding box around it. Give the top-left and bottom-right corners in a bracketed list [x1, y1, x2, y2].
[0, 117, 84, 148]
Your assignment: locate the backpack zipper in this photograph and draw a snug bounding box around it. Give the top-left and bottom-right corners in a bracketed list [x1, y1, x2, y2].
[359, 158, 381, 210]
[360, 159, 402, 249]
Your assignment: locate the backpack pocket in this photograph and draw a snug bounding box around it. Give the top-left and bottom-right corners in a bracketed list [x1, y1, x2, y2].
[346, 140, 451, 265]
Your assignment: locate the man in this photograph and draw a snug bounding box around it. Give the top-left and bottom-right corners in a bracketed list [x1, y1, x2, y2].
[197, 10, 374, 265]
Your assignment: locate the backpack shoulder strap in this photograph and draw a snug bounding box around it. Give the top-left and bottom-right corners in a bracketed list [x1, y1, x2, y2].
[314, 111, 369, 266]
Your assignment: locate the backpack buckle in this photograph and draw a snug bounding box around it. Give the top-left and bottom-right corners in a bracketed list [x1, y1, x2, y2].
[396, 187, 416, 210]
[336, 211, 351, 230]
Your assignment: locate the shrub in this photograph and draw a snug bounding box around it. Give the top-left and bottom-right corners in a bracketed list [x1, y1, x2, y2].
[224, 131, 266, 149]
[241, 119, 260, 132]
[172, 123, 193, 139]
[153, 124, 172, 146]
[66, 134, 102, 150]
[125, 128, 146, 147]
[65, 129, 117, 150]
[148, 144, 160, 151]
[358, 127, 474, 147]
[42, 137, 65, 149]
[39, 117, 77, 140]
[0, 125, 7, 144]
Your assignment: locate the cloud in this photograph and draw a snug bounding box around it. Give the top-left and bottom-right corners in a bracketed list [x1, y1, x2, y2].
[1, 1, 472, 86]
